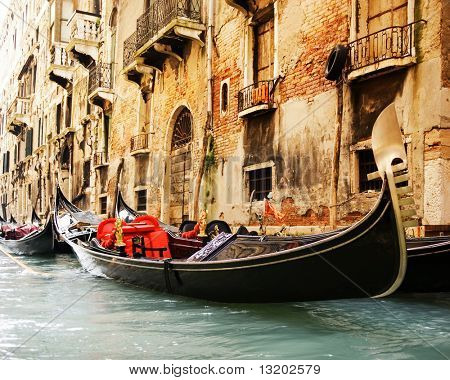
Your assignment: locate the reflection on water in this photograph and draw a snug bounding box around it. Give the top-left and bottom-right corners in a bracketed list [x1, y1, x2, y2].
[0, 253, 449, 360]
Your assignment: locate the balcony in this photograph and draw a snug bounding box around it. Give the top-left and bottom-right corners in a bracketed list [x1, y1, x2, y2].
[238, 80, 275, 118]
[48, 43, 75, 90]
[7, 97, 31, 135]
[66, 10, 101, 68]
[347, 20, 426, 81]
[133, 0, 205, 73]
[93, 152, 108, 169]
[88, 63, 114, 109]
[224, 0, 256, 14]
[122, 32, 154, 86]
[130, 133, 150, 156]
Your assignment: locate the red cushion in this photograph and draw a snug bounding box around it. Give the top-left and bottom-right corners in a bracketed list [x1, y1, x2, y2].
[97, 218, 126, 241]
[134, 215, 160, 228]
[96, 216, 170, 259]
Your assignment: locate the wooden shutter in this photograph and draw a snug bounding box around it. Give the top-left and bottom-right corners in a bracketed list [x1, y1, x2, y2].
[255, 17, 274, 83]
[368, 0, 408, 34]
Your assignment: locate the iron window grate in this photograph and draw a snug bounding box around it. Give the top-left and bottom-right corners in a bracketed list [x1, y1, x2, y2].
[249, 167, 272, 201]
[359, 150, 382, 192]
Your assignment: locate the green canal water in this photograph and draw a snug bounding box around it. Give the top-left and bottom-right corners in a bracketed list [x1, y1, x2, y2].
[0, 253, 449, 360]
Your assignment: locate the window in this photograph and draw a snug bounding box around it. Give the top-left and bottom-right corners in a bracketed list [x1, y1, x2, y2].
[136, 190, 147, 212]
[65, 96, 72, 129]
[2, 152, 10, 174]
[358, 150, 382, 192]
[103, 115, 110, 161]
[220, 80, 229, 115]
[99, 196, 107, 215]
[83, 160, 91, 188]
[37, 118, 43, 147]
[248, 166, 272, 201]
[25, 128, 33, 156]
[56, 103, 62, 134]
[253, 9, 274, 83]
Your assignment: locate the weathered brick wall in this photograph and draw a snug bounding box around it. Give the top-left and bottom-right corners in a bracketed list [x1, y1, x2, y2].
[278, 0, 349, 103]
[212, 3, 244, 159]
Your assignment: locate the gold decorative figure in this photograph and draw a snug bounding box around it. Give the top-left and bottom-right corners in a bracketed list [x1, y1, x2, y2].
[114, 218, 126, 248]
[198, 209, 208, 237]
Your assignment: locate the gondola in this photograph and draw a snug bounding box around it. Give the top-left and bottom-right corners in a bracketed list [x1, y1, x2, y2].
[55, 104, 411, 303]
[114, 158, 450, 294]
[0, 215, 55, 256]
[400, 237, 450, 292]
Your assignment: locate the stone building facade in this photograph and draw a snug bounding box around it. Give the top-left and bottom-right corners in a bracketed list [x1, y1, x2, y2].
[0, 0, 448, 234]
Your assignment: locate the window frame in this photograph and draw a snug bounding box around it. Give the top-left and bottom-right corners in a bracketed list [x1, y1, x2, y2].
[243, 161, 275, 202]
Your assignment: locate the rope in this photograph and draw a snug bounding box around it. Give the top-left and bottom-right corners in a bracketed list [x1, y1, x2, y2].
[0, 245, 50, 277]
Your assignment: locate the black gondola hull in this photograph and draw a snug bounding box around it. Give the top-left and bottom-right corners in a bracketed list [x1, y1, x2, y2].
[401, 240, 450, 293]
[0, 216, 55, 256]
[67, 186, 406, 303]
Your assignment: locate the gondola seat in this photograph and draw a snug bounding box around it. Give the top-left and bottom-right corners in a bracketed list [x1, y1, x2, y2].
[97, 216, 171, 259]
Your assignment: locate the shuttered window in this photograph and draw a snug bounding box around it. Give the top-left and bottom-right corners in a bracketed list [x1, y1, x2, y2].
[368, 0, 408, 34]
[2, 152, 10, 174]
[254, 11, 274, 83]
[25, 128, 33, 157]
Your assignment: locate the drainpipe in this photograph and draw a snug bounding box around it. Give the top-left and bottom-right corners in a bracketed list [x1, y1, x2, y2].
[207, 0, 214, 119]
[193, 0, 214, 219]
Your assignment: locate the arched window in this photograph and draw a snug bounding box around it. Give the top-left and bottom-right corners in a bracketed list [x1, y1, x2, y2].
[171, 108, 193, 150]
[221, 81, 229, 114]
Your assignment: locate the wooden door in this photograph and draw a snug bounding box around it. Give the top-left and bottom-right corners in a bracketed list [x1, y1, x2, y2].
[169, 108, 192, 226]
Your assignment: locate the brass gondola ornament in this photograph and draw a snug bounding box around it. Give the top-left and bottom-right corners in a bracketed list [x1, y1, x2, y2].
[114, 218, 126, 255]
[197, 209, 208, 237]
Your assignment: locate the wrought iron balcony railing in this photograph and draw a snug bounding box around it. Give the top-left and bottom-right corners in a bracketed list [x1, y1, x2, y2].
[88, 63, 113, 95]
[50, 44, 73, 67]
[69, 10, 101, 42]
[347, 20, 426, 72]
[238, 80, 275, 114]
[136, 0, 202, 49]
[123, 32, 137, 68]
[131, 133, 150, 152]
[93, 151, 108, 167]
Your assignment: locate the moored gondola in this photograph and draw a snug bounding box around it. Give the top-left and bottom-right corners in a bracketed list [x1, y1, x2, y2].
[400, 237, 450, 293]
[0, 215, 55, 256]
[56, 104, 413, 303]
[114, 162, 450, 294]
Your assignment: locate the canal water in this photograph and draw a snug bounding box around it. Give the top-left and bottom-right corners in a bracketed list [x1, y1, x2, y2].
[1, 252, 449, 360]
